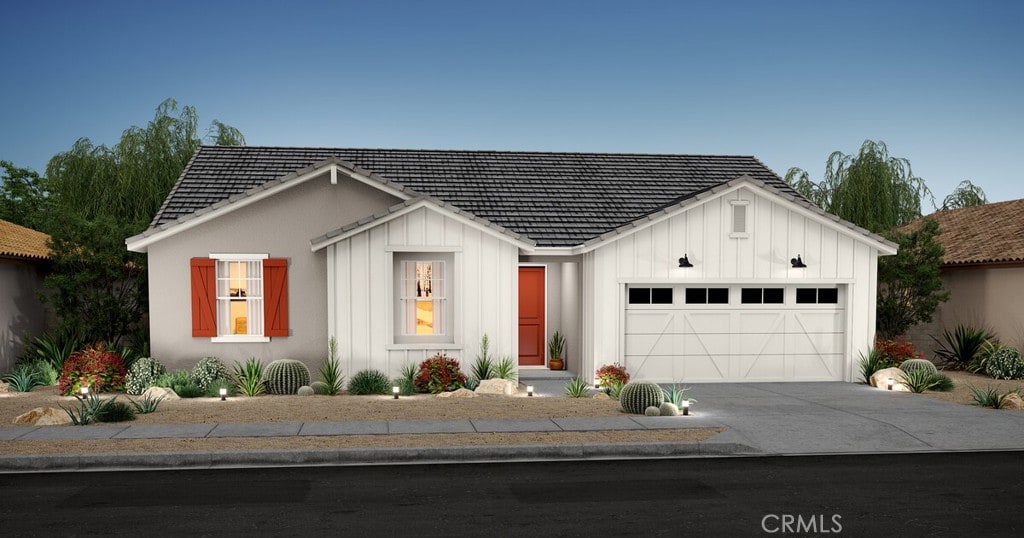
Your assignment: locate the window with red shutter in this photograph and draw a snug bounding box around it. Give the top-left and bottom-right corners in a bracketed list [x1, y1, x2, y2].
[190, 258, 217, 337]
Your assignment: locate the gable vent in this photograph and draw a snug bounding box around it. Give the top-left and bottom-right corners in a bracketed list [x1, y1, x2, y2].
[732, 203, 747, 234]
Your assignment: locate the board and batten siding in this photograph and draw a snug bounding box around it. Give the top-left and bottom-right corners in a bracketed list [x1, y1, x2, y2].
[327, 206, 519, 378]
[583, 185, 882, 382]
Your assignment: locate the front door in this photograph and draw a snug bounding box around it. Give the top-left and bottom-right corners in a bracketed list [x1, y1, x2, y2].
[518, 267, 546, 366]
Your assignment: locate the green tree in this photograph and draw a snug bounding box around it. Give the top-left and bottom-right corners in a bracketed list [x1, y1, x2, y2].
[876, 219, 950, 339]
[941, 180, 987, 210]
[0, 161, 50, 231]
[40, 99, 244, 346]
[786, 140, 931, 233]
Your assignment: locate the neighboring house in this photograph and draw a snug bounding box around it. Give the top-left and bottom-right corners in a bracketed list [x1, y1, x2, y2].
[126, 147, 897, 383]
[0, 218, 51, 373]
[905, 199, 1024, 358]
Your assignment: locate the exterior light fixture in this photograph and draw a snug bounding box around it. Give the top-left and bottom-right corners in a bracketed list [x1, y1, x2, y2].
[678, 254, 693, 268]
[80, 386, 90, 397]
[887, 377, 894, 391]
[594, 379, 601, 389]
[527, 385, 534, 397]
[791, 255, 807, 268]
[219, 387, 228, 401]
[392, 386, 400, 399]
[682, 400, 690, 416]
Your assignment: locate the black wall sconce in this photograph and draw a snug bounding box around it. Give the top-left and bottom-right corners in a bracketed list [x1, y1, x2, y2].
[790, 255, 807, 268]
[678, 254, 693, 268]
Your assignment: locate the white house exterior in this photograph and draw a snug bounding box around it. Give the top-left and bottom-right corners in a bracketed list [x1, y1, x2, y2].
[127, 147, 896, 383]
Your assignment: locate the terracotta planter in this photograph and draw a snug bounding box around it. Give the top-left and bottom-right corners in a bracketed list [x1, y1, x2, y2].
[549, 357, 564, 371]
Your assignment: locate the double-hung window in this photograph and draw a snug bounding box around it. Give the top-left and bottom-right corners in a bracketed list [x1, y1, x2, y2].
[394, 253, 454, 344]
[190, 255, 289, 341]
[216, 259, 264, 337]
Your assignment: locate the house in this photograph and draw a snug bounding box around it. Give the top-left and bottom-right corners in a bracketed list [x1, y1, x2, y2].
[126, 146, 897, 383]
[905, 199, 1024, 357]
[0, 218, 51, 372]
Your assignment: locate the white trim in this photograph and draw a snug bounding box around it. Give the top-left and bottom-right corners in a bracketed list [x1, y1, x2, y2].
[529, 247, 577, 256]
[385, 247, 461, 253]
[616, 277, 856, 285]
[208, 253, 268, 260]
[386, 344, 464, 351]
[211, 335, 271, 343]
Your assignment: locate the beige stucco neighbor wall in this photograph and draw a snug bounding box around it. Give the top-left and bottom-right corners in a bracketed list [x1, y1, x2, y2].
[144, 173, 400, 372]
[0, 259, 49, 372]
[908, 265, 1024, 360]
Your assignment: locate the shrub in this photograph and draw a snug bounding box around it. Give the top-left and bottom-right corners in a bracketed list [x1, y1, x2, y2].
[414, 354, 467, 394]
[125, 357, 166, 395]
[2, 364, 44, 392]
[58, 344, 128, 395]
[902, 368, 947, 393]
[25, 327, 82, 372]
[25, 360, 59, 386]
[95, 400, 136, 422]
[191, 357, 229, 391]
[395, 362, 419, 396]
[154, 370, 191, 390]
[985, 347, 1024, 380]
[596, 363, 630, 389]
[874, 338, 923, 368]
[318, 337, 345, 395]
[233, 357, 265, 397]
[619, 381, 665, 414]
[205, 378, 236, 397]
[348, 369, 391, 395]
[932, 324, 996, 371]
[564, 376, 590, 398]
[899, 358, 938, 376]
[174, 381, 205, 398]
[265, 359, 311, 395]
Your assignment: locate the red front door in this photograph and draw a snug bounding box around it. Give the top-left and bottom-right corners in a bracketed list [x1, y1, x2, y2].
[518, 267, 546, 366]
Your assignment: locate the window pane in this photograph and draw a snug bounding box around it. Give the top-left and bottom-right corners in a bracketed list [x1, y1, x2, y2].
[685, 288, 707, 304]
[651, 288, 673, 304]
[628, 288, 651, 304]
[416, 300, 433, 334]
[818, 288, 839, 304]
[708, 288, 729, 304]
[796, 288, 817, 304]
[764, 288, 784, 304]
[741, 288, 762, 304]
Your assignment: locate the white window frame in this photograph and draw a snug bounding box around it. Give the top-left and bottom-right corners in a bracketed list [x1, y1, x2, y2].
[729, 200, 750, 239]
[209, 253, 270, 343]
[393, 252, 455, 345]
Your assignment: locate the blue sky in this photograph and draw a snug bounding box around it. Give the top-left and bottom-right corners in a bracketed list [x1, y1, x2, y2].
[2, 0, 1021, 206]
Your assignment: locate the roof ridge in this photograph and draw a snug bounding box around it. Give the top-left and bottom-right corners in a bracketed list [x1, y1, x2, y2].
[195, 144, 761, 160]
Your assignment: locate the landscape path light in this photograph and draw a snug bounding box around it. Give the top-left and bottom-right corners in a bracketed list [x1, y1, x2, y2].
[682, 399, 690, 416]
[527, 385, 534, 397]
[393, 386, 400, 399]
[219, 387, 227, 401]
[887, 377, 894, 391]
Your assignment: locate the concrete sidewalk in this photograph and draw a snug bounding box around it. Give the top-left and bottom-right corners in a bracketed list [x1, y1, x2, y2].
[2, 381, 1024, 472]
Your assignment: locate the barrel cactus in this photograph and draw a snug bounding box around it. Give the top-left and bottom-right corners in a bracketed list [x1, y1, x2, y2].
[310, 380, 329, 395]
[899, 358, 938, 376]
[620, 381, 665, 414]
[644, 406, 661, 416]
[297, 385, 314, 396]
[264, 359, 311, 395]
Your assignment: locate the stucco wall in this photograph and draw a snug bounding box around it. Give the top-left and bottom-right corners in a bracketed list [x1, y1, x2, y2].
[0, 259, 49, 372]
[145, 172, 400, 371]
[582, 184, 885, 382]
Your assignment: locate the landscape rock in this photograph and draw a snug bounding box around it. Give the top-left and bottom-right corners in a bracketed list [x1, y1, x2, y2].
[0, 381, 10, 393]
[142, 386, 180, 401]
[474, 379, 517, 396]
[1002, 392, 1024, 410]
[870, 368, 910, 392]
[644, 406, 661, 416]
[14, 407, 72, 426]
[592, 392, 611, 400]
[659, 402, 680, 416]
[436, 388, 478, 398]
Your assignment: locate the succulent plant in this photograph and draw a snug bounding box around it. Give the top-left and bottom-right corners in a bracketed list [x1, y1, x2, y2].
[264, 359, 311, 395]
[297, 385, 314, 396]
[125, 357, 166, 395]
[310, 380, 329, 395]
[659, 402, 680, 416]
[899, 358, 938, 376]
[644, 406, 661, 416]
[620, 381, 665, 414]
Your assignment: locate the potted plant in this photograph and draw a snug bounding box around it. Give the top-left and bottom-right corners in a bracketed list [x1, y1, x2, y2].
[548, 331, 566, 370]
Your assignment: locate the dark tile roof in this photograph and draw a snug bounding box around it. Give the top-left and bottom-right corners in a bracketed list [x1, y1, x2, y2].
[153, 146, 799, 247]
[905, 199, 1024, 266]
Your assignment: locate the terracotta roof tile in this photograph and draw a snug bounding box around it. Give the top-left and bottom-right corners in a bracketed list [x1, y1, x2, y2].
[916, 199, 1024, 265]
[0, 219, 50, 260]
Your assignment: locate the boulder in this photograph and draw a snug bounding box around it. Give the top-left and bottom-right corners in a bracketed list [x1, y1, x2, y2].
[1002, 392, 1024, 410]
[14, 407, 72, 426]
[436, 388, 478, 398]
[474, 379, 517, 396]
[592, 392, 611, 400]
[0, 381, 10, 393]
[659, 402, 680, 416]
[142, 386, 180, 401]
[870, 368, 910, 392]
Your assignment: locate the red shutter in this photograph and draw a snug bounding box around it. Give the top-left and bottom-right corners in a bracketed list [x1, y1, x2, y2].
[264, 258, 289, 337]
[190, 258, 217, 337]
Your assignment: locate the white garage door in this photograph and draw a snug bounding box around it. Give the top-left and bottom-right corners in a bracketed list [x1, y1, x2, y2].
[624, 285, 846, 382]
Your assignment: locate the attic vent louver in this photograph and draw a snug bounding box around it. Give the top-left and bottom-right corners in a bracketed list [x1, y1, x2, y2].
[730, 200, 749, 237]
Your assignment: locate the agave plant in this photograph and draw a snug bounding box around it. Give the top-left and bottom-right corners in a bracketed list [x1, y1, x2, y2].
[232, 357, 265, 397]
[662, 383, 697, 406]
[564, 376, 591, 398]
[932, 325, 996, 371]
[2, 364, 45, 393]
[318, 337, 345, 395]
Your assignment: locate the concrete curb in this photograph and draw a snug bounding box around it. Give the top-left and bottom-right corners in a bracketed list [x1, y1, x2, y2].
[0, 441, 761, 473]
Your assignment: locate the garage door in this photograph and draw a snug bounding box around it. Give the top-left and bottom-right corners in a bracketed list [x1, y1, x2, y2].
[624, 285, 845, 382]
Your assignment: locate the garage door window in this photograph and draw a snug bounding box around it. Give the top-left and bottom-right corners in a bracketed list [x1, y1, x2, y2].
[628, 287, 673, 305]
[796, 287, 839, 304]
[741, 288, 784, 304]
[685, 288, 729, 304]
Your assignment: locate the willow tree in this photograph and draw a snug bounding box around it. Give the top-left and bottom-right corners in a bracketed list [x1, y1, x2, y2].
[941, 180, 988, 210]
[785, 140, 931, 233]
[0, 161, 50, 232]
[42, 99, 244, 346]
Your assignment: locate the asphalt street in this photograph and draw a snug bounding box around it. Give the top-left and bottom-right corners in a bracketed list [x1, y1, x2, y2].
[2, 452, 1022, 536]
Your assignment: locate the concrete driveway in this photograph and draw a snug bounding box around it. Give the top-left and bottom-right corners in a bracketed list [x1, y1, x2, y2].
[682, 382, 1024, 454]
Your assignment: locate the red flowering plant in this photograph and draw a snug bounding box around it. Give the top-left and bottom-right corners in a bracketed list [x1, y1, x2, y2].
[595, 362, 630, 389]
[415, 353, 468, 394]
[58, 344, 128, 395]
[874, 337, 924, 369]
